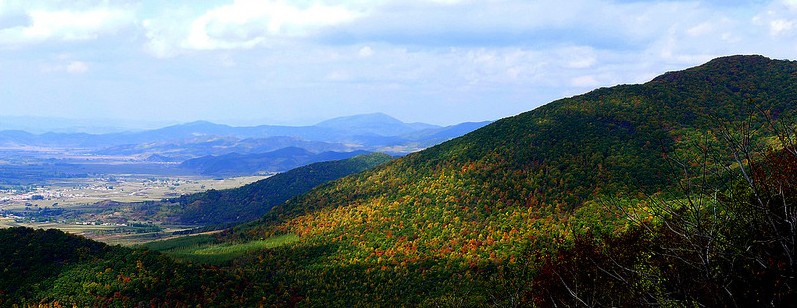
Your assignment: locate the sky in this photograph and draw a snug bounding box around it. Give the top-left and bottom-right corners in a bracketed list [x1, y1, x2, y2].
[1, 0, 796, 129]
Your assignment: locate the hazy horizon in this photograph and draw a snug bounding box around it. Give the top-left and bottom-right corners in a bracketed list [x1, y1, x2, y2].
[0, 111, 480, 134]
[2, 0, 796, 128]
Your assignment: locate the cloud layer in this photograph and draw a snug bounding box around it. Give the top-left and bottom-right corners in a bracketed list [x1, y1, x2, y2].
[1, 0, 796, 126]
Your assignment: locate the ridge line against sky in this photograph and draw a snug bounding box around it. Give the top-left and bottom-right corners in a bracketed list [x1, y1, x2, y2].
[0, 0, 796, 127]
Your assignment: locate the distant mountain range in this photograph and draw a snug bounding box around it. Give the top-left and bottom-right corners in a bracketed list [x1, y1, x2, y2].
[0, 113, 491, 176]
[0, 113, 490, 150]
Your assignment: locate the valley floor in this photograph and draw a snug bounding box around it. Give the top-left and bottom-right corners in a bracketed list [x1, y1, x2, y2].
[0, 175, 266, 245]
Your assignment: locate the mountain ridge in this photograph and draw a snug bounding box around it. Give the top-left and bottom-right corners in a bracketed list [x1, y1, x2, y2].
[0, 113, 485, 161]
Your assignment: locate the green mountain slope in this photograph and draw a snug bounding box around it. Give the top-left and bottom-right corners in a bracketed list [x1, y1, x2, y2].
[171, 153, 393, 225]
[238, 55, 795, 233]
[220, 55, 797, 303]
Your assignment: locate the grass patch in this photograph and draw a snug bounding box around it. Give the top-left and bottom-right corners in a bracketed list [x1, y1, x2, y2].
[143, 233, 300, 265]
[140, 234, 219, 251]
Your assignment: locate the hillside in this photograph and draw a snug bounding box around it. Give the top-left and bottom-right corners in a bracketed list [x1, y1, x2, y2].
[240, 55, 796, 230]
[171, 153, 393, 225]
[223, 55, 797, 304]
[6, 55, 797, 306]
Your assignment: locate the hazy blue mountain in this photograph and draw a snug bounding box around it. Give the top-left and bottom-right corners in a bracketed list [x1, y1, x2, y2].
[94, 136, 350, 160]
[0, 113, 490, 172]
[0, 130, 33, 145]
[0, 113, 446, 147]
[315, 113, 441, 136]
[140, 120, 235, 138]
[179, 147, 373, 176]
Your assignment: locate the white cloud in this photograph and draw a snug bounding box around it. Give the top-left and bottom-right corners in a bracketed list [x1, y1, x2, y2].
[182, 0, 360, 51]
[753, 1, 797, 39]
[134, 0, 796, 62]
[770, 19, 795, 35]
[0, 6, 134, 46]
[142, 17, 184, 58]
[141, 0, 365, 57]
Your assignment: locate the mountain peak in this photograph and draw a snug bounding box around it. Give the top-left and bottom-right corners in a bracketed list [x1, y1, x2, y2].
[314, 113, 439, 136]
[649, 55, 786, 85]
[315, 113, 404, 127]
[179, 120, 224, 127]
[703, 54, 771, 66]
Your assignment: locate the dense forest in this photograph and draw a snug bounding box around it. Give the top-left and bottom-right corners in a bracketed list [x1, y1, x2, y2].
[169, 153, 393, 225]
[3, 55, 797, 306]
[0, 228, 265, 306]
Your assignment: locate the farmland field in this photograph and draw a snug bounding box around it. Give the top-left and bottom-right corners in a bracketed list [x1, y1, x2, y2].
[0, 175, 266, 210]
[0, 175, 267, 245]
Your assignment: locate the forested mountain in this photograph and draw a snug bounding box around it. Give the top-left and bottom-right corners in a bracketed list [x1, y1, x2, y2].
[171, 153, 393, 225]
[240, 55, 796, 234]
[225, 55, 797, 304]
[179, 147, 373, 176]
[4, 55, 797, 306]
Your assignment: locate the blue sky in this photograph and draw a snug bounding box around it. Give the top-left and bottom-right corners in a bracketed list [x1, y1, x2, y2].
[1, 0, 796, 128]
